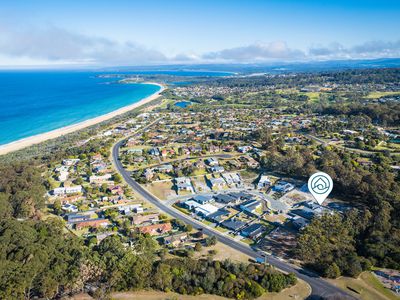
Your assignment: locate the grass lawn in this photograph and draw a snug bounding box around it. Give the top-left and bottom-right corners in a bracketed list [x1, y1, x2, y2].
[260, 219, 276, 233]
[215, 226, 228, 233]
[328, 271, 399, 300]
[193, 169, 207, 176]
[145, 181, 175, 200]
[241, 238, 255, 245]
[302, 92, 320, 103]
[194, 242, 251, 263]
[365, 91, 400, 99]
[172, 204, 191, 215]
[201, 219, 213, 226]
[239, 169, 259, 180]
[361, 272, 399, 300]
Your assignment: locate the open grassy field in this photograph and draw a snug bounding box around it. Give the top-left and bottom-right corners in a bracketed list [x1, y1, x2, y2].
[365, 91, 400, 99]
[328, 271, 399, 300]
[193, 241, 251, 263]
[301, 92, 320, 103]
[145, 181, 175, 200]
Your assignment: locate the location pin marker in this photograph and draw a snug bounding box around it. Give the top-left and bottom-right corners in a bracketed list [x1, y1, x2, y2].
[308, 172, 333, 205]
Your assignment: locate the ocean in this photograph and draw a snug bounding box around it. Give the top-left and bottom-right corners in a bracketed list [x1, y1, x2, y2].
[0, 71, 162, 145]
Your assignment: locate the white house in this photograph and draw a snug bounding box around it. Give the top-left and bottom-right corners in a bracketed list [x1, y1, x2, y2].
[221, 172, 242, 186]
[273, 181, 295, 193]
[205, 157, 219, 166]
[89, 174, 112, 184]
[194, 203, 219, 217]
[57, 171, 69, 182]
[52, 185, 83, 196]
[257, 175, 271, 189]
[62, 158, 80, 166]
[209, 177, 226, 189]
[240, 199, 262, 215]
[62, 203, 78, 213]
[175, 177, 193, 192]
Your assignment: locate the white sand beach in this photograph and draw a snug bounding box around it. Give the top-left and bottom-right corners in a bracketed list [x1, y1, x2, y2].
[0, 83, 166, 155]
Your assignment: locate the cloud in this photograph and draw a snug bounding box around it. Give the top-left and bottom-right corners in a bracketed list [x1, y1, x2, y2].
[0, 24, 167, 65]
[202, 41, 305, 62]
[0, 24, 399, 66]
[309, 40, 400, 59]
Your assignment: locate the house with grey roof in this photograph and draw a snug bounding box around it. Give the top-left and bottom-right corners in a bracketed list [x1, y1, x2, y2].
[241, 223, 266, 239]
[207, 208, 230, 223]
[221, 218, 246, 231]
[240, 199, 262, 215]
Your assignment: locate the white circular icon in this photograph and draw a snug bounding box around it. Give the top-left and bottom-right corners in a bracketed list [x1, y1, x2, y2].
[308, 172, 333, 204]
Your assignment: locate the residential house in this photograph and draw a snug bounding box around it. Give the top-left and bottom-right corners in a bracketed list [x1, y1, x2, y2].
[240, 199, 262, 215]
[57, 170, 69, 182]
[194, 203, 219, 217]
[257, 175, 271, 190]
[144, 168, 154, 181]
[161, 148, 168, 158]
[110, 185, 123, 195]
[205, 157, 219, 166]
[89, 174, 112, 184]
[221, 218, 246, 231]
[221, 172, 242, 186]
[209, 145, 220, 153]
[75, 218, 110, 230]
[138, 223, 172, 236]
[192, 195, 214, 204]
[126, 148, 143, 155]
[240, 156, 259, 168]
[183, 199, 201, 210]
[53, 185, 83, 196]
[132, 213, 160, 225]
[62, 158, 80, 166]
[273, 181, 295, 193]
[237, 145, 252, 153]
[91, 153, 103, 161]
[175, 177, 193, 192]
[214, 193, 237, 204]
[66, 214, 90, 224]
[162, 232, 188, 247]
[210, 166, 225, 173]
[62, 203, 78, 213]
[194, 160, 205, 169]
[209, 177, 226, 189]
[228, 191, 253, 201]
[92, 162, 107, 173]
[148, 148, 160, 156]
[207, 208, 230, 223]
[292, 216, 309, 230]
[241, 223, 266, 239]
[118, 204, 143, 215]
[155, 164, 174, 173]
[125, 138, 139, 147]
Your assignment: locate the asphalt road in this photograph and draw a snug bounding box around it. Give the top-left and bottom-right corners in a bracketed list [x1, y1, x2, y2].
[112, 140, 356, 300]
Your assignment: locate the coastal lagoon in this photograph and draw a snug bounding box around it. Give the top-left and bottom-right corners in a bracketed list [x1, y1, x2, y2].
[175, 101, 192, 108]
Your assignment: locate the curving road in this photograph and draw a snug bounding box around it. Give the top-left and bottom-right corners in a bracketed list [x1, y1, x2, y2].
[112, 140, 356, 300]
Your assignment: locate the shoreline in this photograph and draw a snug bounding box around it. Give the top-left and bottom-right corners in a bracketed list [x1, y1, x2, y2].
[0, 82, 166, 156]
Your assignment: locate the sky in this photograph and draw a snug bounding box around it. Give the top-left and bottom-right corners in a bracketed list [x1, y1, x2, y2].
[0, 0, 399, 67]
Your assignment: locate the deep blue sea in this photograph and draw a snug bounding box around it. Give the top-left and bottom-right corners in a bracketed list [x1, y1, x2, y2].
[0, 71, 162, 145]
[0, 70, 233, 145]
